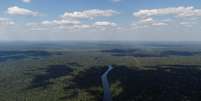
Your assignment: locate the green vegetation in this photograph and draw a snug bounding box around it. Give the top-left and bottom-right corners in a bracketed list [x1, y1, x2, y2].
[0, 42, 201, 101]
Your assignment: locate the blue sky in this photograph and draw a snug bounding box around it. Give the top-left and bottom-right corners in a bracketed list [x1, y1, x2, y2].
[0, 0, 201, 41]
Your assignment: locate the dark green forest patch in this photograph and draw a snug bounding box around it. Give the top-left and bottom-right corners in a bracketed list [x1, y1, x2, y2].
[109, 65, 201, 101]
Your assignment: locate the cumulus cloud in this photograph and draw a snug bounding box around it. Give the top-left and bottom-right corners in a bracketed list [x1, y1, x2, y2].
[94, 21, 117, 26]
[62, 9, 119, 19]
[22, 0, 32, 3]
[133, 17, 167, 28]
[92, 21, 117, 30]
[0, 18, 15, 27]
[132, 6, 201, 28]
[27, 20, 117, 31]
[7, 6, 39, 16]
[139, 18, 167, 26]
[27, 19, 79, 27]
[133, 6, 201, 18]
[41, 19, 81, 25]
[27, 19, 84, 31]
[27, 9, 118, 31]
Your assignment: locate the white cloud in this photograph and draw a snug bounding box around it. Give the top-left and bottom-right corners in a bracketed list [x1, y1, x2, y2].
[41, 19, 80, 25]
[133, 6, 201, 18]
[7, 6, 39, 16]
[27, 9, 118, 31]
[140, 18, 167, 26]
[27, 20, 117, 31]
[92, 21, 117, 30]
[94, 21, 117, 26]
[71, 24, 91, 29]
[133, 17, 167, 28]
[22, 0, 32, 3]
[0, 18, 15, 27]
[62, 9, 119, 19]
[139, 18, 154, 23]
[27, 19, 84, 31]
[132, 6, 201, 28]
[152, 22, 167, 26]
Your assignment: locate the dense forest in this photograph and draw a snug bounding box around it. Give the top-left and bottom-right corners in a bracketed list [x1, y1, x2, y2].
[1, 42, 201, 101]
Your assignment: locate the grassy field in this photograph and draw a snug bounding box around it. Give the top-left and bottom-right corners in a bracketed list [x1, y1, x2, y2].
[0, 42, 201, 101]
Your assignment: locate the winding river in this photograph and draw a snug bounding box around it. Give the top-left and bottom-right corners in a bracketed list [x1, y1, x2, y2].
[101, 65, 113, 101]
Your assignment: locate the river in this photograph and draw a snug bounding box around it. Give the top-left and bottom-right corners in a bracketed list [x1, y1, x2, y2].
[101, 65, 113, 101]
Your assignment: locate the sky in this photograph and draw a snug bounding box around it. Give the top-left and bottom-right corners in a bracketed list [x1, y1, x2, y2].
[0, 0, 201, 41]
